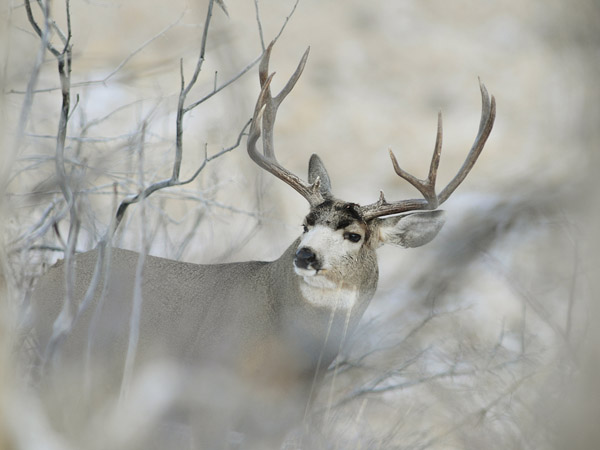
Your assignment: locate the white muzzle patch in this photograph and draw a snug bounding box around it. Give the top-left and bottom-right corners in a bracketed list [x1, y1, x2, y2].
[293, 226, 359, 309]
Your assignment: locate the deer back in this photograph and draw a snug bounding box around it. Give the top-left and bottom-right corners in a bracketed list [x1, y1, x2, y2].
[32, 241, 377, 388]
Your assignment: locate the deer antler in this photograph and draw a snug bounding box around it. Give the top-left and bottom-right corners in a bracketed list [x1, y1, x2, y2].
[359, 80, 496, 220]
[247, 42, 325, 206]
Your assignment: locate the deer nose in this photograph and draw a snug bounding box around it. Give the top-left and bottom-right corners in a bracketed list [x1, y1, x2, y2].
[295, 247, 320, 271]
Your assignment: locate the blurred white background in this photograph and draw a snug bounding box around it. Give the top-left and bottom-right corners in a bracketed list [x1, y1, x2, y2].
[1, 0, 598, 448]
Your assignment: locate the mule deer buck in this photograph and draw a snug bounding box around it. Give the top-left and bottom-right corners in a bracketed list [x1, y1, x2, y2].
[32, 43, 495, 449]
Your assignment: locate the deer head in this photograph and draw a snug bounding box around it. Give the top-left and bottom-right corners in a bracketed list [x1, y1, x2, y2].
[247, 42, 496, 301]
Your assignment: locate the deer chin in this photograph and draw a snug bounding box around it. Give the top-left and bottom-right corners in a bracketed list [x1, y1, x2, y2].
[294, 267, 339, 290]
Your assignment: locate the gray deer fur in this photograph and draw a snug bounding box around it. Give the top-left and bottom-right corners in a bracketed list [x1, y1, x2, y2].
[31, 43, 495, 449]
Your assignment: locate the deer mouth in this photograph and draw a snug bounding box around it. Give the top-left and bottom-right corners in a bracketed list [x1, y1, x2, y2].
[295, 268, 338, 290]
[294, 265, 320, 277]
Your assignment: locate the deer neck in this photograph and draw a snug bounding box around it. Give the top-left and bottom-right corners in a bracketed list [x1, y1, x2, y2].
[296, 273, 359, 310]
[263, 239, 376, 376]
[269, 239, 378, 332]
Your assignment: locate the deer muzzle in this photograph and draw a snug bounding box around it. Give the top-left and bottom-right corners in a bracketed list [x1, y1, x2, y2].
[294, 247, 321, 272]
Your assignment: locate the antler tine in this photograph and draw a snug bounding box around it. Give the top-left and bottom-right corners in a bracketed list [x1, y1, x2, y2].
[259, 42, 310, 161]
[360, 81, 496, 221]
[438, 80, 495, 204]
[388, 110, 443, 208]
[247, 42, 323, 206]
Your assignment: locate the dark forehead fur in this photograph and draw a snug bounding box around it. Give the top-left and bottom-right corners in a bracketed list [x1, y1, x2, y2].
[305, 200, 365, 229]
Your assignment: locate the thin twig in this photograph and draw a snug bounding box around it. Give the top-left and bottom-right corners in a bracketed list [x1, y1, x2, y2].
[24, 0, 60, 57]
[416, 371, 538, 450]
[113, 0, 302, 232]
[7, 15, 183, 95]
[54, 0, 76, 362]
[113, 0, 216, 231]
[25, 131, 147, 143]
[30, 0, 79, 367]
[103, 16, 183, 86]
[14, 0, 50, 155]
[482, 251, 576, 360]
[120, 121, 149, 401]
[185, 0, 301, 114]
[184, 54, 261, 113]
[114, 118, 251, 229]
[273, 0, 300, 43]
[174, 0, 215, 180]
[253, 0, 266, 52]
[332, 355, 526, 411]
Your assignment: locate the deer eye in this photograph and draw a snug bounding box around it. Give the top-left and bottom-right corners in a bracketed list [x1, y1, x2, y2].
[344, 232, 362, 243]
[303, 224, 309, 233]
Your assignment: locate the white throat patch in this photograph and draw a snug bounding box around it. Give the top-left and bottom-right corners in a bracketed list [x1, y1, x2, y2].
[298, 278, 358, 310]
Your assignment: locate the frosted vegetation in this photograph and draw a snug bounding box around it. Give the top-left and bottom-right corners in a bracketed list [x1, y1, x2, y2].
[1, 0, 598, 449]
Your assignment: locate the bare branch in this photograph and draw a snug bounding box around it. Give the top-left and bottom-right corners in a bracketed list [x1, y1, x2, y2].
[272, 0, 300, 44]
[114, 0, 215, 230]
[8, 200, 68, 252]
[417, 371, 537, 450]
[7, 16, 183, 95]
[184, 54, 262, 113]
[482, 251, 577, 359]
[114, 119, 251, 230]
[113, 0, 303, 232]
[253, 0, 266, 52]
[214, 0, 229, 17]
[24, 0, 59, 57]
[25, 0, 79, 367]
[99, 16, 183, 86]
[180, 119, 252, 184]
[120, 121, 149, 401]
[14, 1, 50, 154]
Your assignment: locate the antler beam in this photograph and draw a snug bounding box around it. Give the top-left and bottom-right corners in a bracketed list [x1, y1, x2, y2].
[247, 42, 325, 207]
[360, 80, 496, 220]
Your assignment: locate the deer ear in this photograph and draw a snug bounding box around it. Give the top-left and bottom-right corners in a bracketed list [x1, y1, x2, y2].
[308, 154, 332, 197]
[376, 210, 445, 248]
